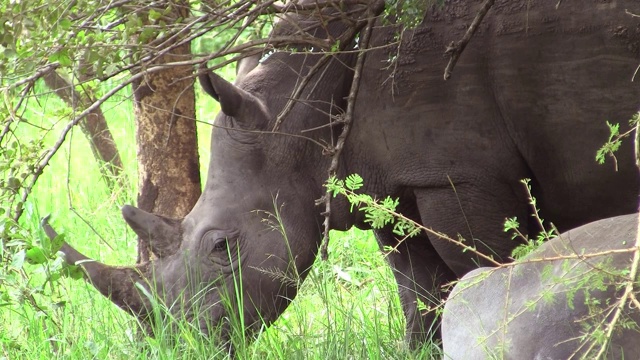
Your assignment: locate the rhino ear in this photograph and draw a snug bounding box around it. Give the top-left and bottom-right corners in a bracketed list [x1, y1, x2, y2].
[121, 205, 181, 258]
[198, 67, 268, 126]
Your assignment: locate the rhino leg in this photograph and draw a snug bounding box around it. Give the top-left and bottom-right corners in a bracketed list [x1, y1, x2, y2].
[414, 185, 529, 276]
[374, 226, 456, 347]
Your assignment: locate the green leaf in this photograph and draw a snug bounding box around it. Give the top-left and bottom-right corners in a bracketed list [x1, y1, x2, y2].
[11, 249, 25, 269]
[345, 174, 363, 191]
[503, 217, 519, 232]
[381, 196, 399, 212]
[596, 121, 622, 165]
[330, 40, 341, 52]
[139, 27, 157, 43]
[148, 9, 162, 22]
[59, 19, 72, 30]
[50, 233, 65, 253]
[25, 247, 47, 264]
[63, 265, 84, 280]
[6, 177, 20, 190]
[606, 121, 620, 137]
[48, 271, 61, 282]
[49, 49, 72, 67]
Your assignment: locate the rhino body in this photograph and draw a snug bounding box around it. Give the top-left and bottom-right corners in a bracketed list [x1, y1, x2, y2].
[442, 213, 640, 360]
[56, 0, 639, 347]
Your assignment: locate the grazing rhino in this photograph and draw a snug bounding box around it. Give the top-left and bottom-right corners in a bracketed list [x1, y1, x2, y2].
[442, 213, 640, 360]
[50, 0, 639, 348]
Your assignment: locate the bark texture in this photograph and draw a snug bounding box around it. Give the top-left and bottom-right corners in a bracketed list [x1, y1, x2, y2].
[131, 2, 201, 263]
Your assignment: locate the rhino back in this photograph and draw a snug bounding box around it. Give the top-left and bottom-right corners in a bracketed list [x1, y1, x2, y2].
[347, 0, 639, 227]
[442, 214, 640, 359]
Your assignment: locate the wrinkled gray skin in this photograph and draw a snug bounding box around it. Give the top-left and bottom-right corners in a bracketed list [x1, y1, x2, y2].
[53, 0, 640, 349]
[442, 214, 640, 360]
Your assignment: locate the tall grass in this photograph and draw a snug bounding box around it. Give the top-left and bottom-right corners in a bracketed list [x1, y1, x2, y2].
[1, 76, 437, 359]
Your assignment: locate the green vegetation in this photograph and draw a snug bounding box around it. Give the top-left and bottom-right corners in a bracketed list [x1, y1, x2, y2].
[596, 113, 640, 171]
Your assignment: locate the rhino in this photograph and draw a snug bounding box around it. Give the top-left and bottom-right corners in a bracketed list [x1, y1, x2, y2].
[48, 0, 639, 348]
[441, 213, 640, 360]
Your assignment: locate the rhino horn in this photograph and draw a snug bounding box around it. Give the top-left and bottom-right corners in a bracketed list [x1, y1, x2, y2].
[121, 205, 181, 258]
[41, 217, 151, 317]
[198, 66, 268, 122]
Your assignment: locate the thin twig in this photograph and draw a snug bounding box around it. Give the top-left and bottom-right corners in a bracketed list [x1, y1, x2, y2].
[272, 1, 386, 131]
[635, 112, 640, 168]
[1, 82, 36, 144]
[209, 122, 330, 150]
[12, 62, 183, 222]
[443, 0, 494, 80]
[591, 121, 640, 357]
[351, 189, 502, 266]
[319, 4, 380, 261]
[625, 9, 640, 18]
[272, 54, 334, 131]
[269, 0, 368, 13]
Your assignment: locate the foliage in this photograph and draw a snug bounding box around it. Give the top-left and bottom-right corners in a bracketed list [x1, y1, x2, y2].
[1, 0, 281, 228]
[596, 112, 640, 170]
[0, 0, 443, 226]
[504, 179, 558, 260]
[329, 173, 640, 358]
[327, 174, 421, 238]
[327, 174, 502, 266]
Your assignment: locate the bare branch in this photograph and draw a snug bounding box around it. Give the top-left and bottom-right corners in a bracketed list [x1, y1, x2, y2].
[272, 1, 386, 131]
[2, 63, 60, 91]
[319, 1, 382, 261]
[269, 0, 369, 13]
[443, 0, 494, 80]
[625, 9, 640, 18]
[42, 70, 125, 190]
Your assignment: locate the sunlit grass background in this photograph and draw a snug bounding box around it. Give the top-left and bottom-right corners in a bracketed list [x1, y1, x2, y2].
[1, 66, 438, 359]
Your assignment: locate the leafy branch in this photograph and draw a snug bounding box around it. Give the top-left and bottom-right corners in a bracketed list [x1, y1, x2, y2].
[595, 113, 640, 170]
[504, 179, 558, 260]
[589, 121, 640, 358]
[325, 174, 500, 266]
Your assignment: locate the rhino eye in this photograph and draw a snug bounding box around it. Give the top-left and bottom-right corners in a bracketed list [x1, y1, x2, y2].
[212, 237, 227, 252]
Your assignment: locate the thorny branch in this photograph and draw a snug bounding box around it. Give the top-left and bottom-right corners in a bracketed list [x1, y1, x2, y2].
[319, 1, 383, 261]
[443, 0, 495, 80]
[336, 187, 503, 266]
[589, 123, 640, 358]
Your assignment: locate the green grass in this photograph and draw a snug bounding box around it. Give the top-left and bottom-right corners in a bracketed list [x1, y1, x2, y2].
[1, 77, 438, 359]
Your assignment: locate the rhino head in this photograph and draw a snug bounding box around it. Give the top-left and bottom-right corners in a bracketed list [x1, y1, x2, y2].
[50, 47, 355, 345]
[48, 0, 366, 342]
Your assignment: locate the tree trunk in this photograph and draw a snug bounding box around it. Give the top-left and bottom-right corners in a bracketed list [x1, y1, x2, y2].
[43, 71, 125, 191]
[131, 2, 201, 263]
